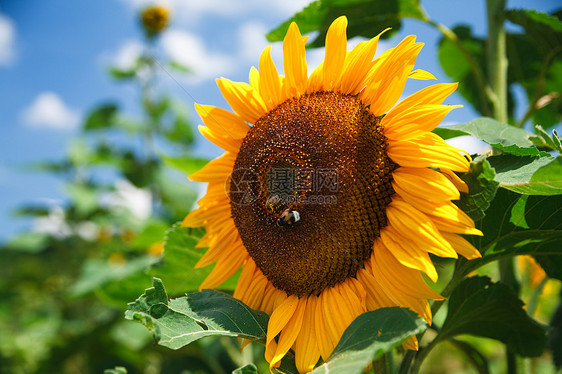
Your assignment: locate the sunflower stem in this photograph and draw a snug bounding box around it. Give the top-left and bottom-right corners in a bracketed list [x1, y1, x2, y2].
[486, 1, 520, 373]
[373, 351, 394, 374]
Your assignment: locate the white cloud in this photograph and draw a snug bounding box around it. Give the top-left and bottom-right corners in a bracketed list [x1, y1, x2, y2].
[112, 39, 144, 69]
[238, 21, 270, 64]
[0, 14, 16, 66]
[161, 29, 233, 83]
[32, 206, 72, 239]
[21, 92, 80, 130]
[101, 179, 152, 220]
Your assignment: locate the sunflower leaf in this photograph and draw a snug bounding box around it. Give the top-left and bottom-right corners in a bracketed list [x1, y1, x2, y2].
[311, 307, 425, 374]
[83, 103, 119, 131]
[456, 155, 498, 221]
[488, 154, 562, 195]
[266, 0, 424, 47]
[125, 278, 269, 350]
[147, 223, 237, 296]
[436, 25, 491, 116]
[234, 364, 258, 374]
[433, 117, 549, 157]
[461, 188, 562, 275]
[439, 276, 547, 357]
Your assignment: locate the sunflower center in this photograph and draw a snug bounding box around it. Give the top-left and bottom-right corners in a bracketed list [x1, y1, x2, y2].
[230, 91, 395, 296]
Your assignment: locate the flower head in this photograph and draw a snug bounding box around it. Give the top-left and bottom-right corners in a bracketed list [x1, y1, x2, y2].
[185, 16, 482, 373]
[140, 5, 169, 36]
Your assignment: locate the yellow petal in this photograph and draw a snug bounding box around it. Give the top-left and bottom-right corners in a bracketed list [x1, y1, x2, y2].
[258, 45, 283, 110]
[392, 167, 460, 202]
[267, 296, 305, 369]
[408, 69, 436, 80]
[195, 104, 250, 140]
[380, 226, 438, 282]
[314, 292, 335, 360]
[216, 78, 267, 123]
[248, 66, 260, 91]
[182, 201, 230, 227]
[363, 36, 423, 115]
[323, 16, 348, 90]
[294, 297, 321, 373]
[283, 22, 308, 96]
[383, 104, 461, 141]
[372, 243, 444, 300]
[195, 224, 240, 268]
[441, 168, 469, 193]
[388, 132, 470, 172]
[199, 125, 241, 153]
[403, 336, 419, 350]
[199, 244, 247, 290]
[387, 199, 458, 259]
[338, 28, 388, 94]
[440, 232, 482, 260]
[189, 152, 236, 182]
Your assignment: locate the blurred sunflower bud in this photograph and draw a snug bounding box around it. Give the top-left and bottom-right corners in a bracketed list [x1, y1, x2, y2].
[140, 5, 170, 38]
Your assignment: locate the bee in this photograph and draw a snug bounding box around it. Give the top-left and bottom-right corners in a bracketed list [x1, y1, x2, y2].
[277, 208, 300, 226]
[265, 194, 282, 212]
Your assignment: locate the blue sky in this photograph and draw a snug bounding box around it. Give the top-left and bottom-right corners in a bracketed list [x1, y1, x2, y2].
[0, 0, 559, 242]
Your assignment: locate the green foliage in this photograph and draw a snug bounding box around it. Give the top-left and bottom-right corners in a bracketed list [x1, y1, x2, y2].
[437, 25, 491, 117]
[434, 117, 549, 157]
[310, 308, 425, 374]
[84, 103, 119, 131]
[267, 0, 424, 47]
[127, 279, 426, 374]
[147, 224, 219, 295]
[459, 189, 562, 276]
[234, 364, 258, 374]
[126, 278, 269, 349]
[456, 155, 498, 221]
[439, 276, 547, 356]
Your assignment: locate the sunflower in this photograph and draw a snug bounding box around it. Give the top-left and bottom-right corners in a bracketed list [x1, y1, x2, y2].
[184, 16, 482, 373]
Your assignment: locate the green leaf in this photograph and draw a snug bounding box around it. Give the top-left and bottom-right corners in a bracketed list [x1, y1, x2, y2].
[530, 125, 562, 153]
[505, 9, 562, 51]
[461, 189, 562, 274]
[437, 26, 490, 116]
[505, 9, 562, 128]
[164, 115, 196, 146]
[234, 364, 258, 374]
[3, 232, 50, 253]
[121, 151, 160, 188]
[168, 61, 192, 73]
[148, 223, 237, 295]
[125, 278, 269, 350]
[489, 154, 562, 195]
[439, 276, 547, 357]
[84, 103, 119, 131]
[433, 117, 548, 157]
[104, 367, 128, 374]
[65, 183, 99, 217]
[266, 0, 424, 47]
[109, 66, 137, 80]
[456, 155, 498, 221]
[130, 221, 169, 250]
[162, 155, 209, 175]
[69, 256, 158, 297]
[311, 308, 425, 373]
